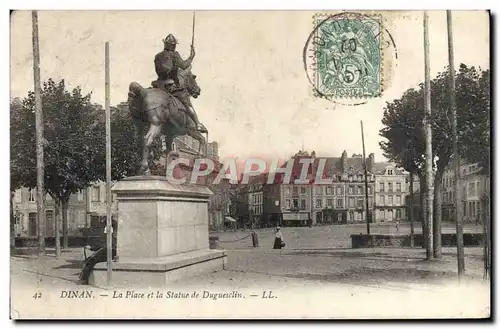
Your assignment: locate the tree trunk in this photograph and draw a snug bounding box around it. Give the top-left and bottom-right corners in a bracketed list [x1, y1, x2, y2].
[419, 174, 427, 246]
[433, 169, 444, 258]
[62, 199, 69, 249]
[54, 200, 61, 257]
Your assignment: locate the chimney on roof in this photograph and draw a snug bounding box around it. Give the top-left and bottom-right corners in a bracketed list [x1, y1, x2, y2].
[341, 150, 348, 172]
[367, 153, 375, 172]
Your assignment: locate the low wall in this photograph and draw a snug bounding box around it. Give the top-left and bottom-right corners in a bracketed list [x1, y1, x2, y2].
[14, 236, 100, 248]
[351, 233, 484, 248]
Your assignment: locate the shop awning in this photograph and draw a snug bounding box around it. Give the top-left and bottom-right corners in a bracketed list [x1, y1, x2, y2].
[283, 212, 309, 221]
[224, 216, 237, 223]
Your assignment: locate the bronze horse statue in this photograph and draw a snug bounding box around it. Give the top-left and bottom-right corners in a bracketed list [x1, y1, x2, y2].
[128, 68, 206, 175]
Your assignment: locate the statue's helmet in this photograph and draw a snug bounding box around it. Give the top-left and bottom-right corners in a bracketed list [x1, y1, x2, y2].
[163, 34, 178, 46]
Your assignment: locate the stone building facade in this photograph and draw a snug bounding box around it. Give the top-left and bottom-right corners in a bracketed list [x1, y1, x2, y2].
[372, 163, 408, 222]
[441, 162, 489, 223]
[12, 187, 103, 237]
[262, 150, 376, 227]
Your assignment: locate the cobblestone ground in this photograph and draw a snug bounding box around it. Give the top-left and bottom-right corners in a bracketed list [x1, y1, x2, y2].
[10, 224, 490, 319]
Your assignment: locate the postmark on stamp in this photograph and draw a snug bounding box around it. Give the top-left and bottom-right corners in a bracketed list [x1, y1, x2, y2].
[303, 11, 397, 106]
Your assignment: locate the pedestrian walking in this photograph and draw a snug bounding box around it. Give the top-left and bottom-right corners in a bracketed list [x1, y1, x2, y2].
[395, 219, 400, 232]
[273, 227, 285, 249]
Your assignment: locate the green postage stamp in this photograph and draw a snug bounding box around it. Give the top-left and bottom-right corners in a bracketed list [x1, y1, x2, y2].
[306, 12, 383, 100]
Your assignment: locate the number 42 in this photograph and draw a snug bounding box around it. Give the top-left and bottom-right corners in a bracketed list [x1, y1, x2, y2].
[32, 292, 42, 299]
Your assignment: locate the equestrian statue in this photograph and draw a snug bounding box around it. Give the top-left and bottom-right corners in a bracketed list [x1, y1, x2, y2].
[127, 30, 208, 176]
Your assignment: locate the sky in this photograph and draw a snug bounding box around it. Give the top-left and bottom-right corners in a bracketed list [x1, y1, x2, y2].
[10, 10, 490, 164]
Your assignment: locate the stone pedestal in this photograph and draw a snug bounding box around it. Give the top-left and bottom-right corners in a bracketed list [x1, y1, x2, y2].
[90, 176, 226, 288]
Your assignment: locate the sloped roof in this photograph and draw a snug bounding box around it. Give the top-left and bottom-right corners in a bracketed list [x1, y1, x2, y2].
[344, 157, 365, 172]
[372, 162, 406, 175]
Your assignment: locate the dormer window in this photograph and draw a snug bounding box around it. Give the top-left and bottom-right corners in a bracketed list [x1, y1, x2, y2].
[387, 169, 393, 175]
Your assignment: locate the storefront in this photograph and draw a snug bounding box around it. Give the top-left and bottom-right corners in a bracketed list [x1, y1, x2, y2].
[282, 212, 310, 227]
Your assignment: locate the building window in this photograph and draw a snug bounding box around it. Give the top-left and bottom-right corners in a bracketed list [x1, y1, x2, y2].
[300, 199, 306, 210]
[300, 187, 306, 195]
[388, 195, 393, 205]
[285, 186, 290, 197]
[315, 186, 323, 195]
[293, 198, 299, 208]
[357, 186, 362, 195]
[348, 197, 355, 208]
[92, 186, 101, 202]
[315, 198, 322, 208]
[29, 189, 36, 202]
[348, 186, 354, 195]
[357, 198, 364, 208]
[388, 183, 393, 192]
[336, 199, 344, 208]
[379, 182, 385, 192]
[327, 198, 333, 208]
[368, 186, 372, 195]
[326, 186, 333, 195]
[379, 195, 385, 205]
[469, 182, 476, 197]
[368, 196, 373, 207]
[387, 169, 393, 175]
[336, 186, 343, 195]
[15, 190, 22, 202]
[396, 182, 402, 192]
[293, 186, 298, 195]
[286, 199, 291, 209]
[396, 195, 402, 206]
[396, 209, 402, 218]
[476, 182, 481, 196]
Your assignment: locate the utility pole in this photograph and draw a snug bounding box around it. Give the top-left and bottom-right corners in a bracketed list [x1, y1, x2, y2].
[360, 121, 370, 235]
[447, 10, 465, 279]
[423, 11, 434, 260]
[32, 11, 45, 256]
[105, 41, 113, 286]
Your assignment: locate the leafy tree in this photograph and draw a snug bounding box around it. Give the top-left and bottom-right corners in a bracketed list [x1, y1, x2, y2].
[10, 98, 31, 247]
[11, 79, 104, 250]
[92, 106, 144, 180]
[379, 64, 490, 258]
[456, 68, 490, 174]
